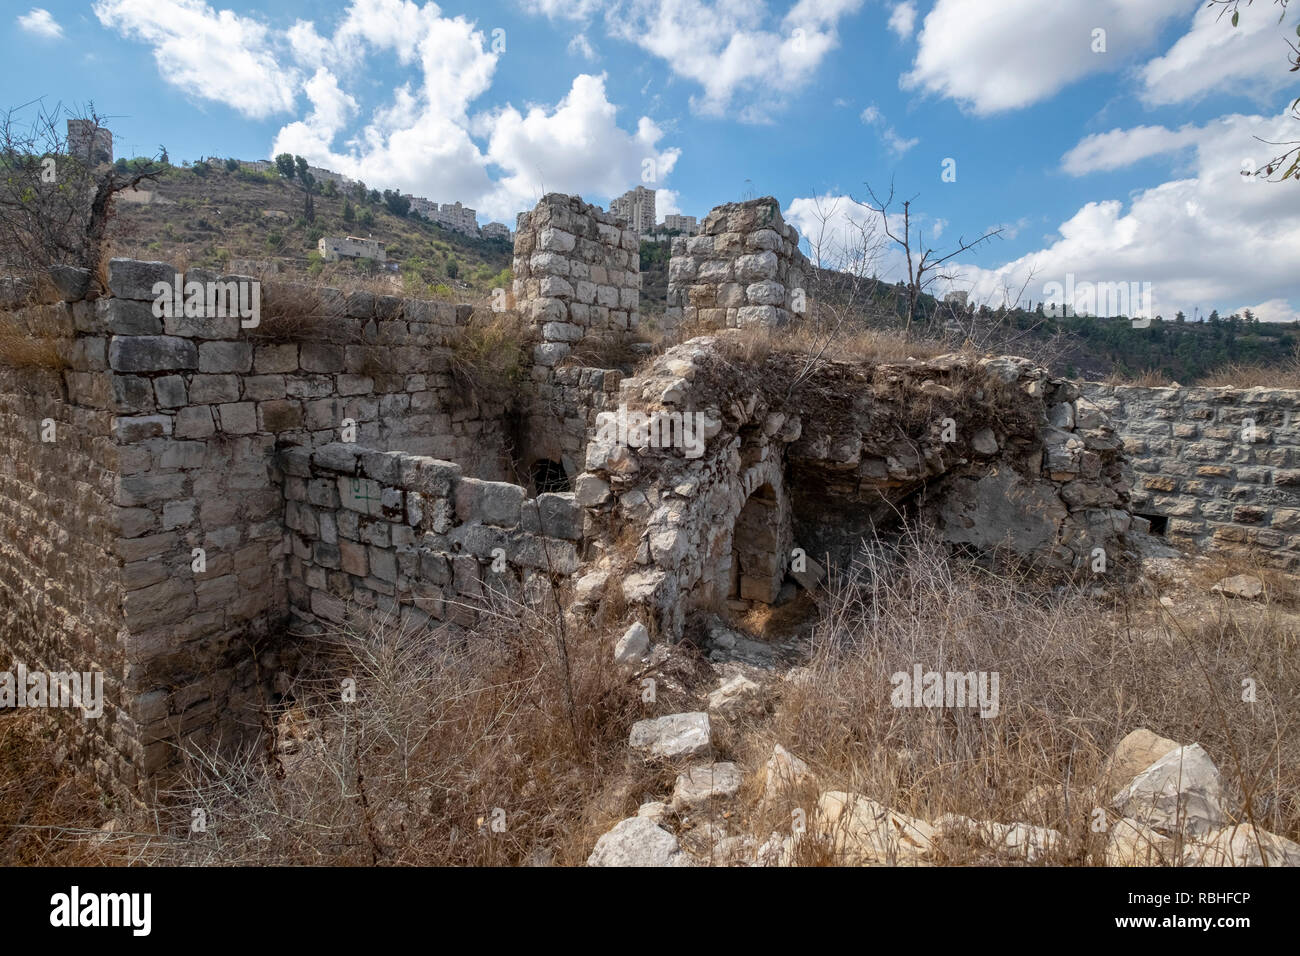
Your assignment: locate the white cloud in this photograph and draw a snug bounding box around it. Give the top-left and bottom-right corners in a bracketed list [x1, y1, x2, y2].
[887, 1, 916, 40]
[99, 0, 680, 226]
[479, 73, 681, 220]
[903, 0, 1187, 114]
[656, 188, 682, 217]
[1140, 2, 1298, 107]
[17, 8, 63, 39]
[860, 103, 918, 156]
[93, 0, 300, 119]
[1236, 299, 1298, 323]
[533, 0, 864, 121]
[1061, 124, 1202, 176]
[949, 110, 1300, 319]
[567, 31, 598, 61]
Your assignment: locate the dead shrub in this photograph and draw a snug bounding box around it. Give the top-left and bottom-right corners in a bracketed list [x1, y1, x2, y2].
[0, 307, 69, 371]
[131, 590, 642, 866]
[743, 524, 1300, 864]
[448, 309, 530, 406]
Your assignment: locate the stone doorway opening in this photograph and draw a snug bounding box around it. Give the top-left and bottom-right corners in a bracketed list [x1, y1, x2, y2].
[729, 482, 787, 605]
[531, 458, 570, 494]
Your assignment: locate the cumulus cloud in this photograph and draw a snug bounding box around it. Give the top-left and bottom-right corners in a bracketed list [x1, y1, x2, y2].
[951, 110, 1300, 319]
[903, 0, 1187, 114]
[92, 0, 300, 119]
[97, 0, 681, 225]
[526, 0, 864, 121]
[17, 8, 63, 39]
[656, 188, 682, 217]
[1140, 2, 1299, 107]
[1061, 124, 1203, 176]
[479, 73, 680, 219]
[887, 1, 916, 40]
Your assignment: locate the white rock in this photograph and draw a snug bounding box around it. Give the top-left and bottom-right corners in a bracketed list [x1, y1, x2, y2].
[1211, 574, 1264, 601]
[1112, 743, 1226, 836]
[1181, 824, 1300, 867]
[636, 801, 671, 825]
[671, 762, 744, 811]
[1104, 817, 1174, 866]
[587, 817, 693, 867]
[614, 621, 650, 667]
[815, 791, 936, 865]
[1102, 728, 1180, 799]
[706, 674, 763, 719]
[629, 712, 712, 759]
[761, 744, 816, 809]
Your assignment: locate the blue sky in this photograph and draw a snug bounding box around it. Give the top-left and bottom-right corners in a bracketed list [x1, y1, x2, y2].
[5, 0, 1299, 321]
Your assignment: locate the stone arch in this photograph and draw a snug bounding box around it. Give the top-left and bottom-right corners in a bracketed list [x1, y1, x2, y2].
[729, 481, 787, 604]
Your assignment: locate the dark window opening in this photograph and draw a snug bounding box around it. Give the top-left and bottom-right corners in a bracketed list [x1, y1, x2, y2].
[531, 459, 570, 494]
[1137, 513, 1167, 536]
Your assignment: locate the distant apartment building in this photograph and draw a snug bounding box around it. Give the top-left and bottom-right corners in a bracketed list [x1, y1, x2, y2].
[662, 214, 698, 235]
[404, 194, 438, 219]
[430, 201, 479, 237]
[66, 119, 113, 165]
[238, 159, 274, 174]
[943, 291, 970, 309]
[307, 165, 353, 188]
[610, 186, 656, 235]
[318, 236, 387, 263]
[481, 221, 511, 241]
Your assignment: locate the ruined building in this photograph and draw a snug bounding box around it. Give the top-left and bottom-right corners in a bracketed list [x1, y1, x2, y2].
[1, 192, 1294, 800]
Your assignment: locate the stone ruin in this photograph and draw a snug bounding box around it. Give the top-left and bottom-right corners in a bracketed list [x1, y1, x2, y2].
[0, 192, 1162, 798]
[663, 197, 811, 338]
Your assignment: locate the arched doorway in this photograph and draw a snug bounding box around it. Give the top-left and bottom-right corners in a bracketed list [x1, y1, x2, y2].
[730, 482, 786, 605]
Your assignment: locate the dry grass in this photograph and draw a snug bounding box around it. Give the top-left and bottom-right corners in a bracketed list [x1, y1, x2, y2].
[1197, 358, 1300, 389]
[0, 711, 120, 865]
[707, 320, 951, 368]
[1105, 368, 1173, 387]
[741, 526, 1300, 864]
[448, 309, 530, 406]
[0, 307, 69, 371]
[126, 589, 645, 867]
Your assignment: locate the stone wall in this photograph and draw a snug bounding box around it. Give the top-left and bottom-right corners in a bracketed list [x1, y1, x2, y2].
[512, 193, 640, 367]
[280, 442, 584, 635]
[511, 194, 640, 488]
[0, 295, 132, 785]
[664, 197, 811, 340]
[1082, 383, 1300, 569]
[573, 341, 1136, 640]
[0, 259, 517, 793]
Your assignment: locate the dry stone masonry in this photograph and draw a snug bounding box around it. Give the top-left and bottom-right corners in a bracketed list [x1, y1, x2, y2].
[572, 339, 1136, 640]
[513, 193, 640, 367]
[1083, 383, 1300, 569]
[1, 192, 1189, 799]
[664, 197, 811, 340]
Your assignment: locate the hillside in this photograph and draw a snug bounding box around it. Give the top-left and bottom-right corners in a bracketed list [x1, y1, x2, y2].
[106, 160, 512, 300]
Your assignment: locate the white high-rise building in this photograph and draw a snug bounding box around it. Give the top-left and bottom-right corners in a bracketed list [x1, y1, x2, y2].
[610, 186, 656, 235]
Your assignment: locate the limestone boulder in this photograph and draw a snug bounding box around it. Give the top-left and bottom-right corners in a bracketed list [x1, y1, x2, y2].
[629, 712, 712, 760]
[815, 791, 936, 865]
[587, 817, 694, 867]
[1111, 743, 1226, 836]
[670, 762, 744, 812]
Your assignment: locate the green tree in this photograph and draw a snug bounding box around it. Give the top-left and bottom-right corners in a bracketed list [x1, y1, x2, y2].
[343, 200, 355, 223]
[275, 153, 296, 179]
